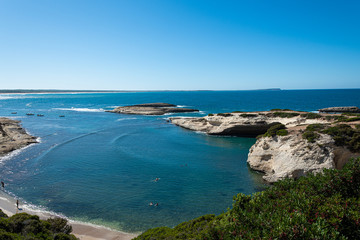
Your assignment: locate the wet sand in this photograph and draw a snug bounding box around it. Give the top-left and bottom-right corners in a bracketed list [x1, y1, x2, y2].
[0, 190, 138, 240]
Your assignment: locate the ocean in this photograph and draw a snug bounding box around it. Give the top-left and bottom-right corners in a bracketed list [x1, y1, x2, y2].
[0, 89, 359, 232]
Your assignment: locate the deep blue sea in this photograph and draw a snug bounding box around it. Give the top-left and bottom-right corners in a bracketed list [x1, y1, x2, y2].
[0, 89, 359, 232]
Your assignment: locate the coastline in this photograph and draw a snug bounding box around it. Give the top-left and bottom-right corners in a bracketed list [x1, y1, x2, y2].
[0, 117, 138, 240]
[0, 190, 138, 240]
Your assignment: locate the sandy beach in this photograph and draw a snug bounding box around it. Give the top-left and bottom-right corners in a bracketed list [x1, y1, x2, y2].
[0, 190, 138, 240]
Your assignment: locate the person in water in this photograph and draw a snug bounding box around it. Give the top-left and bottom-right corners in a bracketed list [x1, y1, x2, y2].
[16, 200, 19, 209]
[155, 203, 159, 206]
[1, 181, 4, 189]
[149, 202, 153, 206]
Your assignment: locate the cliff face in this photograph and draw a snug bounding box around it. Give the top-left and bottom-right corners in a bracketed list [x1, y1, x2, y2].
[0, 117, 37, 157]
[247, 133, 335, 182]
[171, 112, 327, 137]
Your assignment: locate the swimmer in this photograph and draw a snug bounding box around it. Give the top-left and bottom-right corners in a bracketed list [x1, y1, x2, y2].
[149, 202, 153, 206]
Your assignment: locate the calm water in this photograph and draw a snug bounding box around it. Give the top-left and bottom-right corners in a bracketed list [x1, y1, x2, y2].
[0, 89, 359, 232]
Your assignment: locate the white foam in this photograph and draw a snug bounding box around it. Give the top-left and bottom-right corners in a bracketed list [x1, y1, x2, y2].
[116, 118, 137, 122]
[54, 107, 104, 112]
[177, 105, 189, 108]
[0, 142, 37, 163]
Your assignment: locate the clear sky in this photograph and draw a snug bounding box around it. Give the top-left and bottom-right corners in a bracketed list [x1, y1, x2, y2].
[0, 0, 359, 90]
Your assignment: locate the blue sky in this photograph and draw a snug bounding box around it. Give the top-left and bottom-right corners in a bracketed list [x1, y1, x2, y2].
[0, 0, 359, 90]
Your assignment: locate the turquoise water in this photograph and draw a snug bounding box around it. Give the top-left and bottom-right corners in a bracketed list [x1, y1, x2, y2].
[0, 90, 359, 232]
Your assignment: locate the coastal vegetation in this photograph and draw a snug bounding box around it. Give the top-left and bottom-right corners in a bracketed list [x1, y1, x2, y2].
[135, 157, 360, 240]
[271, 111, 300, 118]
[300, 112, 322, 119]
[0, 212, 77, 240]
[302, 123, 360, 152]
[259, 123, 288, 138]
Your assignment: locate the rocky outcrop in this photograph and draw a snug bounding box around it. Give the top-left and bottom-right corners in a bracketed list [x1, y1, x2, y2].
[247, 133, 335, 183]
[108, 103, 199, 115]
[170, 111, 360, 182]
[170, 112, 327, 137]
[0, 118, 37, 157]
[319, 106, 360, 113]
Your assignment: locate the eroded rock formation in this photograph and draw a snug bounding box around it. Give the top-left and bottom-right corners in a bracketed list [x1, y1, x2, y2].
[0, 118, 37, 157]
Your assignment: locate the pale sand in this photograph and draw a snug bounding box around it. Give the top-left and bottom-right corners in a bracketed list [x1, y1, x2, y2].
[0, 190, 138, 240]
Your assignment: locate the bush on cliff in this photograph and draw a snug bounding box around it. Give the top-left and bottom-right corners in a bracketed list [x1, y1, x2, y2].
[135, 158, 360, 240]
[322, 124, 360, 152]
[272, 112, 300, 118]
[260, 123, 288, 138]
[0, 212, 77, 240]
[301, 112, 322, 119]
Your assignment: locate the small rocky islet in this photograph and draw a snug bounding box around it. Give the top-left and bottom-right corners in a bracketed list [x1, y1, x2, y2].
[107, 102, 199, 115]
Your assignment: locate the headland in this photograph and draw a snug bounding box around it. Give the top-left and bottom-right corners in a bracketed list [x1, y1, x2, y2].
[170, 109, 360, 182]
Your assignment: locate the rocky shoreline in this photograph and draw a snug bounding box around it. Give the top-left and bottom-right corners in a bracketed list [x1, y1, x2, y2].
[0, 117, 37, 157]
[108, 103, 199, 115]
[170, 110, 360, 182]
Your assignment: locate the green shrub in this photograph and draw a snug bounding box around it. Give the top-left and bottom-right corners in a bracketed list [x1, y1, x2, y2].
[45, 218, 72, 235]
[260, 124, 288, 138]
[345, 117, 360, 122]
[207, 113, 213, 116]
[270, 109, 293, 111]
[217, 113, 232, 117]
[240, 114, 258, 118]
[273, 112, 300, 118]
[302, 131, 319, 143]
[301, 112, 322, 119]
[231, 111, 243, 113]
[0, 213, 76, 240]
[325, 115, 348, 122]
[305, 123, 326, 132]
[135, 215, 216, 240]
[322, 124, 360, 152]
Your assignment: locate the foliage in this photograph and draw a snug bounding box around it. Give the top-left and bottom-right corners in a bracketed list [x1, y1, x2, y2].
[240, 114, 258, 118]
[322, 124, 360, 152]
[272, 111, 300, 118]
[345, 117, 360, 122]
[301, 112, 322, 119]
[217, 113, 232, 117]
[231, 111, 243, 113]
[325, 115, 348, 122]
[270, 109, 293, 111]
[302, 124, 326, 143]
[207, 113, 214, 116]
[0, 213, 77, 240]
[261, 123, 288, 138]
[135, 214, 217, 240]
[136, 158, 360, 240]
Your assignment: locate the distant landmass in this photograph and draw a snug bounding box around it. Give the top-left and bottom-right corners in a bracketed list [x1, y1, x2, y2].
[0, 88, 282, 94]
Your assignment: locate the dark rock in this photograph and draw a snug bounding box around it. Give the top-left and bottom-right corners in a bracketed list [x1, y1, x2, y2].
[319, 106, 360, 113]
